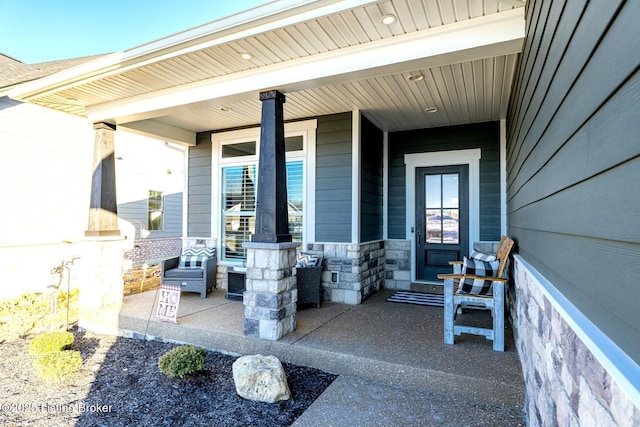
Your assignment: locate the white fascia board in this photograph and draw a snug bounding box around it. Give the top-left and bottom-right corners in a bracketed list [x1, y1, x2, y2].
[8, 0, 378, 102]
[120, 119, 196, 146]
[88, 8, 525, 124]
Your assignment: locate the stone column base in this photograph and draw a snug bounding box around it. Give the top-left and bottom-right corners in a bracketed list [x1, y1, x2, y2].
[243, 242, 300, 340]
[77, 237, 125, 335]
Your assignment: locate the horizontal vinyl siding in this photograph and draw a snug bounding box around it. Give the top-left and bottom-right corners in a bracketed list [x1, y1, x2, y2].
[315, 113, 352, 242]
[387, 122, 501, 240]
[506, 0, 640, 362]
[155, 192, 182, 238]
[114, 131, 185, 240]
[188, 132, 213, 237]
[0, 98, 94, 246]
[360, 115, 383, 242]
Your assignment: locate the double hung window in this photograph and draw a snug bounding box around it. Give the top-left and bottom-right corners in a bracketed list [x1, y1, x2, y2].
[148, 190, 164, 231]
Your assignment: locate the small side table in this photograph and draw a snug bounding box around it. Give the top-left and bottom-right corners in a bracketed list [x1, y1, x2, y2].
[227, 268, 246, 300]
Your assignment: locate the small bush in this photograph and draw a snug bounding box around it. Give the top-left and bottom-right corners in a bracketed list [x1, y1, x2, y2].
[29, 331, 74, 356]
[32, 350, 82, 381]
[158, 345, 207, 378]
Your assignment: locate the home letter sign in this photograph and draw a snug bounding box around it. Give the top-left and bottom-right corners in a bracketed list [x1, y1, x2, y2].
[157, 284, 181, 323]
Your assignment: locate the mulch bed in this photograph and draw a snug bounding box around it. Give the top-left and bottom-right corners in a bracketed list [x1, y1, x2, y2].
[0, 328, 337, 427]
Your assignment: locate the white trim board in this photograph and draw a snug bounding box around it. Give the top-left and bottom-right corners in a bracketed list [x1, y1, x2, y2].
[404, 149, 481, 283]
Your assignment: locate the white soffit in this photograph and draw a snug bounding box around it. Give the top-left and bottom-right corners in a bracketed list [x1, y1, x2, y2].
[8, 0, 380, 102]
[87, 8, 525, 125]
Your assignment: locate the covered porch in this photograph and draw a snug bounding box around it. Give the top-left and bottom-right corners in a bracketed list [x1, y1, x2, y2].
[120, 287, 524, 411]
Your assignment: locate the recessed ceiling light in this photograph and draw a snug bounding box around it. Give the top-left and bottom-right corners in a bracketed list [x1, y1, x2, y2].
[407, 73, 424, 82]
[424, 106, 439, 113]
[381, 14, 396, 25]
[240, 52, 253, 60]
[219, 107, 233, 112]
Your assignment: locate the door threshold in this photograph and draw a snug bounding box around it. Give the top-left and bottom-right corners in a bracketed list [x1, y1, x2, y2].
[410, 282, 444, 294]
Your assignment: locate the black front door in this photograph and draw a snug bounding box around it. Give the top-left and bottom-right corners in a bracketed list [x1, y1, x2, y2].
[415, 165, 469, 281]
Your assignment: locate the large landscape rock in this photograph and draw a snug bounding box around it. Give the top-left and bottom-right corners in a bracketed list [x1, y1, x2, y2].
[232, 354, 291, 403]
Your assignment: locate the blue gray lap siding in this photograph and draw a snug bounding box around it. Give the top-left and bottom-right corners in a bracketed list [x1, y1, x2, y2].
[506, 0, 640, 363]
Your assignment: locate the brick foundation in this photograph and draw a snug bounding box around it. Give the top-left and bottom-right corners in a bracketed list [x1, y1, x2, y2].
[124, 237, 182, 266]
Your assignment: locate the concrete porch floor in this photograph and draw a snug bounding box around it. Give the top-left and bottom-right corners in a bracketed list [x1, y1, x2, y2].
[119, 288, 525, 425]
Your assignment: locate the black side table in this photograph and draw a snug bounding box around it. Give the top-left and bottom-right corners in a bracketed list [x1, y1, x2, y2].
[227, 268, 246, 300]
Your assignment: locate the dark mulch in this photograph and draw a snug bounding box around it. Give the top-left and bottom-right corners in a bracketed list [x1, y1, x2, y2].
[0, 328, 337, 427]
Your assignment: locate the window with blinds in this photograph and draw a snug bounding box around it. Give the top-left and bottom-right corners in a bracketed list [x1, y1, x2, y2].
[222, 165, 256, 261]
[217, 128, 311, 263]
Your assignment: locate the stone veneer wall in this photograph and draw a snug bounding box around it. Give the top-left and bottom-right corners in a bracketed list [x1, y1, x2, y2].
[307, 241, 384, 304]
[384, 240, 411, 290]
[513, 256, 640, 426]
[124, 238, 182, 266]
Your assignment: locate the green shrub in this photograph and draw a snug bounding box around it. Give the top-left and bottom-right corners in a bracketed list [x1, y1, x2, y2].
[158, 345, 207, 378]
[32, 350, 82, 381]
[29, 331, 74, 356]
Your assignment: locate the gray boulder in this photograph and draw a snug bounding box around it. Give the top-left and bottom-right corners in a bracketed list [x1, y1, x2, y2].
[232, 354, 291, 403]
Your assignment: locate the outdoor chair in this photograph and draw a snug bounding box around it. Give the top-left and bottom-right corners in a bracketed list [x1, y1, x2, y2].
[295, 252, 323, 308]
[438, 235, 514, 351]
[162, 247, 217, 298]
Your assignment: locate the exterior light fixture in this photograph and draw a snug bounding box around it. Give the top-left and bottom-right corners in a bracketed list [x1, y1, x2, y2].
[219, 107, 233, 112]
[407, 73, 424, 82]
[240, 52, 253, 60]
[381, 14, 396, 25]
[424, 106, 438, 113]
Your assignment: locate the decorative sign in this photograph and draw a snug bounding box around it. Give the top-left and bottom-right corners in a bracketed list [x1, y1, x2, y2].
[157, 284, 181, 323]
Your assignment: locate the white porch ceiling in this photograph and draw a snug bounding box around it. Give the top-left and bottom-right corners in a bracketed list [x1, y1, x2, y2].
[9, 0, 525, 140]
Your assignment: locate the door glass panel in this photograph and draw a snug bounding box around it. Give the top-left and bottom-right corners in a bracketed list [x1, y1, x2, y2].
[426, 209, 442, 243]
[442, 209, 459, 243]
[425, 173, 459, 244]
[425, 175, 441, 208]
[442, 174, 459, 208]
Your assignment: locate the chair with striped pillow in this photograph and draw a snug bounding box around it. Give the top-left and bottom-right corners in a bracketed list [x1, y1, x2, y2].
[162, 246, 217, 298]
[438, 236, 514, 351]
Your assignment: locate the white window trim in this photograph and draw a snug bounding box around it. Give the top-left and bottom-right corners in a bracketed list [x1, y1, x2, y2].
[211, 119, 317, 265]
[404, 149, 481, 283]
[352, 110, 361, 243]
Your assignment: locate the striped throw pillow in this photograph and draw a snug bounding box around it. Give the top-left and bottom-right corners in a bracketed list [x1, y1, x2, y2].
[179, 247, 214, 268]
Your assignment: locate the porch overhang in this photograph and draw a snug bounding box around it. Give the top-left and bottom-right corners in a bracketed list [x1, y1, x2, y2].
[7, 0, 526, 136]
